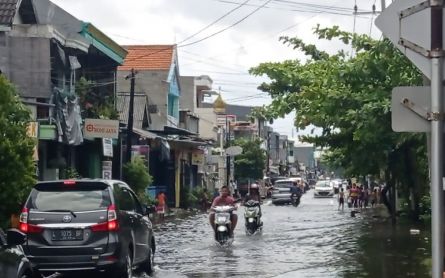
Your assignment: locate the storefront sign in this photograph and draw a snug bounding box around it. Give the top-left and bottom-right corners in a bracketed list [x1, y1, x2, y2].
[27, 122, 39, 138]
[102, 161, 112, 180]
[102, 138, 113, 157]
[27, 122, 39, 160]
[192, 151, 204, 165]
[84, 119, 119, 139]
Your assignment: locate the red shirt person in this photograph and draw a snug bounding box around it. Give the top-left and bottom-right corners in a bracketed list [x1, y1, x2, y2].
[209, 185, 238, 236]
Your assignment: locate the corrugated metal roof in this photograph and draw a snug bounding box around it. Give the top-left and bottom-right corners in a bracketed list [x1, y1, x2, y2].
[116, 93, 148, 129]
[0, 0, 19, 26]
[118, 45, 175, 71]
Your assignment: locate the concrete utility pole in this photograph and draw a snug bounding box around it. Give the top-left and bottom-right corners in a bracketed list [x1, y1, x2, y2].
[125, 68, 137, 164]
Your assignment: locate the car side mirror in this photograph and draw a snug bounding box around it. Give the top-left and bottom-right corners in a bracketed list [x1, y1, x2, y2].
[6, 229, 26, 246]
[142, 205, 156, 216]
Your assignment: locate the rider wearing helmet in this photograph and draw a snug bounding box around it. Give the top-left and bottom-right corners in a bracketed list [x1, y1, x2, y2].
[244, 182, 262, 219]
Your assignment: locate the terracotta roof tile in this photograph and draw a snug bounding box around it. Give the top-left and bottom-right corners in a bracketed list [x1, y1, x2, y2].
[0, 0, 19, 26]
[118, 45, 175, 71]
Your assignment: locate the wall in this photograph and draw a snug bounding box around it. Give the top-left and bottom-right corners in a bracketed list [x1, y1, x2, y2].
[179, 76, 195, 111]
[117, 70, 169, 131]
[294, 145, 316, 169]
[1, 35, 51, 98]
[195, 107, 217, 140]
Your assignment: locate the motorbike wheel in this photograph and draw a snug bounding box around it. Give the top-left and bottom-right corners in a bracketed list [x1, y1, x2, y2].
[246, 222, 257, 235]
[216, 231, 228, 243]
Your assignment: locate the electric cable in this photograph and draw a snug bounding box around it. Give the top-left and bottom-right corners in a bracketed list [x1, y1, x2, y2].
[176, 0, 252, 45]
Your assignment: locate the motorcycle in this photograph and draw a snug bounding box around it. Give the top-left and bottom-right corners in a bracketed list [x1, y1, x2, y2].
[213, 205, 236, 244]
[244, 200, 262, 235]
[291, 193, 301, 207]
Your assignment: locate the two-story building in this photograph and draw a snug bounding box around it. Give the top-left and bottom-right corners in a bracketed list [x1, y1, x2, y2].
[0, 0, 126, 180]
[117, 45, 210, 207]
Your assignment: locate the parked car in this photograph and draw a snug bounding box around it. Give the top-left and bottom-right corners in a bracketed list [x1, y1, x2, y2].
[313, 180, 335, 198]
[271, 179, 295, 205]
[19, 179, 155, 278]
[0, 228, 35, 278]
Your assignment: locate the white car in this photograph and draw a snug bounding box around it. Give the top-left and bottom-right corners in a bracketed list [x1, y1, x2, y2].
[314, 180, 335, 198]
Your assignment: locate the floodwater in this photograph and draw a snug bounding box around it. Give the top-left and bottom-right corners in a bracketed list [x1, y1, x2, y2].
[148, 190, 431, 278]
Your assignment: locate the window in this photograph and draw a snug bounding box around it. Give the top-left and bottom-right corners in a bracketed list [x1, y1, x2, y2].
[114, 185, 136, 212]
[30, 188, 111, 212]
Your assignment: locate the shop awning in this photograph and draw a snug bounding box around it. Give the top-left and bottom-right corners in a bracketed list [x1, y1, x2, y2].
[149, 125, 197, 136]
[133, 128, 159, 139]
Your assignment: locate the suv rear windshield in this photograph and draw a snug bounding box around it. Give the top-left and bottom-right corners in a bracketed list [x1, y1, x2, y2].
[27, 182, 111, 212]
[274, 181, 294, 188]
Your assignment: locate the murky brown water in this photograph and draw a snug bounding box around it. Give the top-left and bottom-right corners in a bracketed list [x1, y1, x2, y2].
[46, 190, 431, 278]
[149, 191, 431, 278]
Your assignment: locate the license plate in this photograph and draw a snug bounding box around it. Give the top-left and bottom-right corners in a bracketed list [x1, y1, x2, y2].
[52, 229, 83, 241]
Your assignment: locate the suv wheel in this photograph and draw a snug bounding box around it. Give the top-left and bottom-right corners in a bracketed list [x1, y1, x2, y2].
[140, 240, 155, 274]
[113, 248, 132, 278]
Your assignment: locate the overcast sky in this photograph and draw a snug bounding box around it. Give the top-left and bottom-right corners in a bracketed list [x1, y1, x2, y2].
[51, 0, 384, 139]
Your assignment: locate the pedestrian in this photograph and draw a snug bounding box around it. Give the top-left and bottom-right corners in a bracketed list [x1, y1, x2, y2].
[363, 187, 369, 208]
[338, 188, 345, 211]
[156, 191, 166, 221]
[348, 183, 359, 208]
[370, 188, 378, 208]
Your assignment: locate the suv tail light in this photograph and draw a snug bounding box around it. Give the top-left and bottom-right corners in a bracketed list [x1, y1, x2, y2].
[19, 207, 43, 233]
[91, 205, 119, 232]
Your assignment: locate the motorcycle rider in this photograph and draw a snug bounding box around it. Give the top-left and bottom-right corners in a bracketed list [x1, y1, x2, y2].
[209, 185, 238, 237]
[244, 183, 262, 223]
[290, 181, 303, 204]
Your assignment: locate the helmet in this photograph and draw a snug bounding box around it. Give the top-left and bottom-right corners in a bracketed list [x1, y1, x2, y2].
[250, 183, 259, 189]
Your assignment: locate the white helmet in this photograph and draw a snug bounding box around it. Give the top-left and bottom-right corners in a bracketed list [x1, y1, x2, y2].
[250, 183, 259, 189]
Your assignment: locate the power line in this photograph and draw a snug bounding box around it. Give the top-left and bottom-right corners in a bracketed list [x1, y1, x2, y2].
[177, 0, 252, 45]
[178, 0, 274, 48]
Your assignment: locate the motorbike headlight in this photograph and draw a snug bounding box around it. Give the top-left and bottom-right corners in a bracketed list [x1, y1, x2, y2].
[217, 225, 228, 232]
[248, 217, 255, 223]
[217, 216, 228, 222]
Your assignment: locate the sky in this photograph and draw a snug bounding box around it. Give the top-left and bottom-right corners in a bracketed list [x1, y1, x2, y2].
[51, 0, 385, 139]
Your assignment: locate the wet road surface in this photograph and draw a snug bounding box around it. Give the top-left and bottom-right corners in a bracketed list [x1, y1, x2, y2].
[47, 190, 431, 278]
[149, 190, 431, 278]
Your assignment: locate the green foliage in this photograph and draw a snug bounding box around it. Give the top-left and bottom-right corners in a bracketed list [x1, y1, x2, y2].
[0, 75, 36, 228]
[61, 167, 82, 179]
[233, 138, 266, 181]
[123, 156, 153, 202]
[419, 194, 431, 222]
[76, 77, 118, 120]
[249, 25, 429, 219]
[182, 186, 209, 209]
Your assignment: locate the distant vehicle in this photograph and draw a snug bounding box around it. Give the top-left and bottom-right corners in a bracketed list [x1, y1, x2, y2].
[0, 228, 34, 278]
[271, 179, 295, 205]
[20, 179, 156, 278]
[330, 179, 343, 194]
[314, 180, 335, 198]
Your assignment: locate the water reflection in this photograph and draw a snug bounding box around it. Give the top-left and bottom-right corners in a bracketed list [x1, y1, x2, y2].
[152, 193, 431, 278]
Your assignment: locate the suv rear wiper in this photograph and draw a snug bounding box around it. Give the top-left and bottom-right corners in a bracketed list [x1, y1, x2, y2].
[45, 209, 77, 218]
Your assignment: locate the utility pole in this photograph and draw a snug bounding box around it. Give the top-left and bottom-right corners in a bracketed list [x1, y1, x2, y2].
[125, 69, 137, 164]
[431, 2, 444, 277]
[226, 115, 231, 187]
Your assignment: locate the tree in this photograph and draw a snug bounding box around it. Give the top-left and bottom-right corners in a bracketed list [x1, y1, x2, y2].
[233, 138, 266, 182]
[249, 25, 428, 220]
[123, 156, 153, 204]
[0, 75, 36, 228]
[76, 77, 118, 120]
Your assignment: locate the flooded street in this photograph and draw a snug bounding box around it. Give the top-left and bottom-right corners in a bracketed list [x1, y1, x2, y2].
[150, 191, 431, 278]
